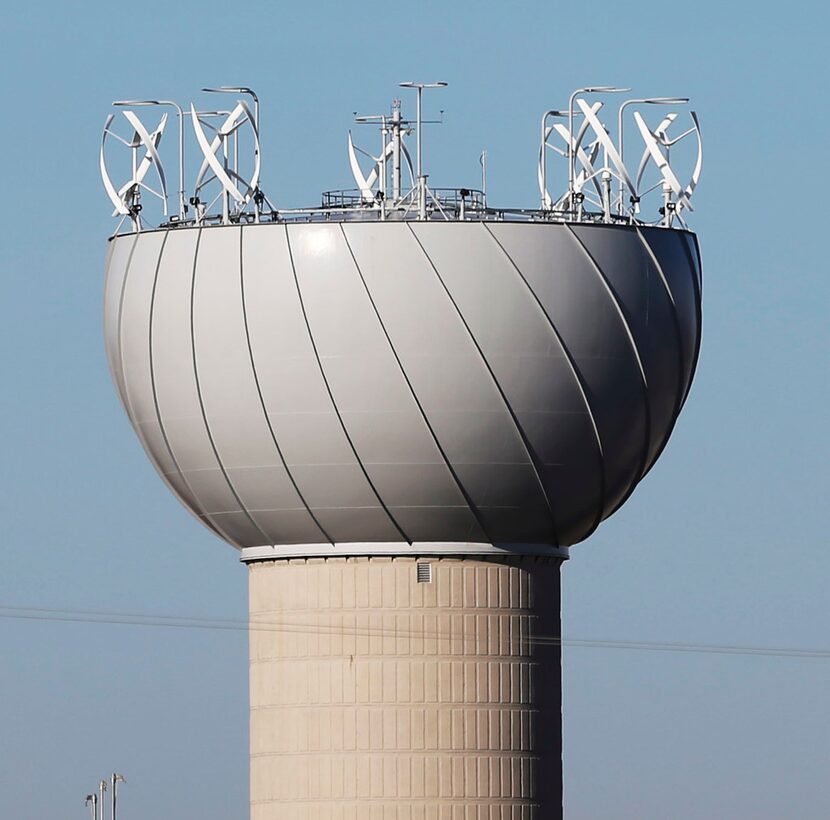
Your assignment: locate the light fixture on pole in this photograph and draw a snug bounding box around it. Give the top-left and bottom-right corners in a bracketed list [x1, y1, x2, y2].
[110, 773, 126, 820]
[202, 87, 259, 131]
[616, 97, 688, 214]
[98, 780, 107, 820]
[567, 87, 630, 212]
[113, 100, 185, 220]
[85, 793, 97, 820]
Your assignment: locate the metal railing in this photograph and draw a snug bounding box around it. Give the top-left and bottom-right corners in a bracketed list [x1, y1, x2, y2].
[321, 187, 486, 211]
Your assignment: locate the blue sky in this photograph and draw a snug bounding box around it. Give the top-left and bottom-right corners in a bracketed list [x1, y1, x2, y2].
[1, 1, 828, 818]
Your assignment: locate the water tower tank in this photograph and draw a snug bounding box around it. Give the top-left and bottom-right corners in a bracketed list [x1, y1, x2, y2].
[102, 83, 702, 819]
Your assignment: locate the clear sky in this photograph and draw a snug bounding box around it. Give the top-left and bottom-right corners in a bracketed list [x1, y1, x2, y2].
[1, 1, 828, 818]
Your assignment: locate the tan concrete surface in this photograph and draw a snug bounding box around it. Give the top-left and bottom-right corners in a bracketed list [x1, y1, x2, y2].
[249, 556, 563, 819]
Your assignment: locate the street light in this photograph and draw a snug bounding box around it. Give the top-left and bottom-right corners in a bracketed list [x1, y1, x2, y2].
[98, 780, 107, 820]
[567, 86, 629, 213]
[111, 773, 126, 820]
[113, 100, 186, 220]
[616, 97, 688, 214]
[202, 86, 259, 132]
[85, 794, 97, 820]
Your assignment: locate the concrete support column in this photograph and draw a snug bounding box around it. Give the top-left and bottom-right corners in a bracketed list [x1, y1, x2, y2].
[248, 555, 563, 820]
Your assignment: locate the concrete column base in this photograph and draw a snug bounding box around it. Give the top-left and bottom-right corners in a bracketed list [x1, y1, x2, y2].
[249, 555, 563, 819]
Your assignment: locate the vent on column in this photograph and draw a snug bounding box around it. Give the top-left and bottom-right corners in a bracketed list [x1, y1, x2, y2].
[416, 563, 432, 583]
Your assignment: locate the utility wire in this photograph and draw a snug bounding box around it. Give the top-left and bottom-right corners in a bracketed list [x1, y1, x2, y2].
[0, 604, 827, 660]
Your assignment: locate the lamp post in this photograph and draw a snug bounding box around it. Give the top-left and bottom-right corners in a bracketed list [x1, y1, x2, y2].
[110, 773, 125, 820]
[85, 793, 97, 820]
[567, 86, 629, 215]
[98, 780, 107, 820]
[399, 81, 447, 219]
[113, 100, 185, 220]
[616, 97, 688, 215]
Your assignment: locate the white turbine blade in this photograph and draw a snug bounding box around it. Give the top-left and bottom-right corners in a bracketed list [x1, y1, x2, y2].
[572, 102, 602, 156]
[236, 99, 261, 197]
[348, 131, 375, 202]
[101, 115, 130, 216]
[677, 111, 703, 211]
[538, 125, 558, 208]
[194, 129, 223, 192]
[634, 111, 691, 211]
[118, 114, 168, 198]
[552, 124, 600, 196]
[576, 98, 636, 198]
[636, 113, 675, 189]
[537, 144, 553, 208]
[400, 140, 415, 186]
[191, 103, 245, 204]
[217, 102, 247, 136]
[654, 113, 679, 143]
[122, 111, 168, 211]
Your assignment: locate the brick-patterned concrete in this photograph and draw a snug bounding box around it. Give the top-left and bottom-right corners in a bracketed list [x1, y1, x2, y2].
[249, 556, 563, 819]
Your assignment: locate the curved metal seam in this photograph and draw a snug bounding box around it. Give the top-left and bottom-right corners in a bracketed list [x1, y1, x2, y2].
[188, 228, 272, 546]
[113, 233, 142, 411]
[109, 232, 139, 409]
[676, 232, 703, 411]
[238, 226, 334, 545]
[145, 232, 226, 541]
[635, 227, 686, 475]
[564, 225, 652, 518]
[407, 223, 560, 548]
[284, 224, 412, 544]
[117, 234, 177, 490]
[339, 224, 493, 545]
[482, 223, 606, 541]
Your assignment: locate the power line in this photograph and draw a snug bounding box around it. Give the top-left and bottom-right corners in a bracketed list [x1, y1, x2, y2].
[0, 604, 827, 660]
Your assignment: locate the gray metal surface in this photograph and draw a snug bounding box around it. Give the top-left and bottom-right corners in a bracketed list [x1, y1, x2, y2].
[104, 221, 702, 552]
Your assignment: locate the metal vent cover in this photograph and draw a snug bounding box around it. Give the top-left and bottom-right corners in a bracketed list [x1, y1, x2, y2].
[416, 563, 432, 583]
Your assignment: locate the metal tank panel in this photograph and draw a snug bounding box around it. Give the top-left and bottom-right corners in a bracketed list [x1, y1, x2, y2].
[105, 221, 701, 552]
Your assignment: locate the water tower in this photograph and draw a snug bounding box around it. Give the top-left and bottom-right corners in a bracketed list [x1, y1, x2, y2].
[101, 82, 702, 819]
